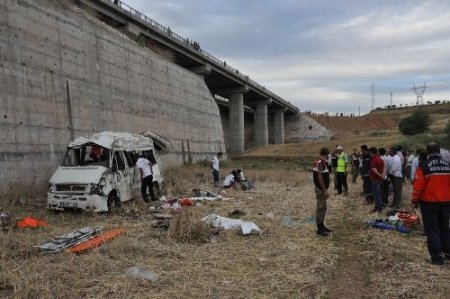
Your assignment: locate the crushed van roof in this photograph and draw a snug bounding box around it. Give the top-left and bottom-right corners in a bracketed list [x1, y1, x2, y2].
[68, 132, 155, 151]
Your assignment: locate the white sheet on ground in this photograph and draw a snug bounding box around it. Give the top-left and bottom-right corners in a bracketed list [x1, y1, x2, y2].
[202, 214, 262, 235]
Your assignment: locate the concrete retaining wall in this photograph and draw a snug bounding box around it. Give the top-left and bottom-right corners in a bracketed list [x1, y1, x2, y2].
[0, 0, 225, 195]
[285, 113, 332, 142]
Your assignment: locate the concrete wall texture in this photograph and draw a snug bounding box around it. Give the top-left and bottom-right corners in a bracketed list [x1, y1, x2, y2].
[0, 0, 225, 195]
[285, 113, 332, 142]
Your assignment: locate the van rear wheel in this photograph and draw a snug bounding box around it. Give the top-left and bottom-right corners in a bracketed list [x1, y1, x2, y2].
[152, 182, 161, 199]
[107, 192, 121, 212]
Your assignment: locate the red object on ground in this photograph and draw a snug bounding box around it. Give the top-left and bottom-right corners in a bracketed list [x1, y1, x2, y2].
[179, 198, 194, 206]
[67, 228, 125, 254]
[397, 212, 419, 227]
[17, 217, 48, 228]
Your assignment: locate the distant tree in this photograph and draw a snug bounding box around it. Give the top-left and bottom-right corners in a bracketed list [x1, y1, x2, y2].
[399, 110, 431, 136]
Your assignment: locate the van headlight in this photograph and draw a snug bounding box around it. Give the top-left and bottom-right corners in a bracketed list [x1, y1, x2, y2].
[90, 184, 103, 195]
[48, 183, 56, 193]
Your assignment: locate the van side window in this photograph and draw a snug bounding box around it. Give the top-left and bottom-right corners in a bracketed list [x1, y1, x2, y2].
[113, 151, 126, 171]
[124, 151, 136, 166]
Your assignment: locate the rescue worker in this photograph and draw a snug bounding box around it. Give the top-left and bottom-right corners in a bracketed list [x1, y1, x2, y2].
[136, 153, 156, 202]
[412, 142, 450, 265]
[335, 145, 348, 196]
[313, 147, 332, 236]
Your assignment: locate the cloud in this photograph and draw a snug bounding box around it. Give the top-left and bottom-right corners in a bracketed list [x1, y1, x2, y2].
[126, 0, 450, 114]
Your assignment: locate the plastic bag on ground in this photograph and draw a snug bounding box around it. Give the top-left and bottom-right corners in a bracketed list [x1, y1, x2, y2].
[125, 266, 159, 282]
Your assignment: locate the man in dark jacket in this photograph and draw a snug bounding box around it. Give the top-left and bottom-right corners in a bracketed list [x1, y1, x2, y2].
[360, 145, 373, 203]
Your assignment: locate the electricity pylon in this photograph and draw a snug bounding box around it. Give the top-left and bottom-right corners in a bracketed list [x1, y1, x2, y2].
[411, 82, 426, 105]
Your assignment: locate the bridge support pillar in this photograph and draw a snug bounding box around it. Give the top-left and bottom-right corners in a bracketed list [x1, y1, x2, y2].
[273, 108, 285, 144]
[254, 103, 269, 146]
[229, 91, 245, 155]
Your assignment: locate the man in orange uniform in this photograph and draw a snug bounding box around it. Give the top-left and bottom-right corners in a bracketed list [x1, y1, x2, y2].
[412, 142, 450, 265]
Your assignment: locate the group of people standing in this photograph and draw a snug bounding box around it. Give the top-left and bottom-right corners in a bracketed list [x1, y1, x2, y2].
[313, 142, 450, 265]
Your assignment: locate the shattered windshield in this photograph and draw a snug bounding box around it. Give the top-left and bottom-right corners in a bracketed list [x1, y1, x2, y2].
[62, 144, 110, 167]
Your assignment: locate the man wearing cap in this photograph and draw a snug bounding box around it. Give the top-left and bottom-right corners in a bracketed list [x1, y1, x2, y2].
[313, 147, 333, 236]
[335, 145, 348, 196]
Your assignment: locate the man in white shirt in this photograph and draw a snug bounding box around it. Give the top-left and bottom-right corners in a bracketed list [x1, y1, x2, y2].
[379, 148, 389, 206]
[211, 152, 222, 187]
[223, 170, 238, 188]
[136, 154, 156, 202]
[387, 147, 403, 208]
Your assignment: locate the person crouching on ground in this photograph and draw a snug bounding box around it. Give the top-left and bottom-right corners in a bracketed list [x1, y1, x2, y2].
[412, 142, 450, 265]
[313, 147, 332, 236]
[223, 170, 238, 188]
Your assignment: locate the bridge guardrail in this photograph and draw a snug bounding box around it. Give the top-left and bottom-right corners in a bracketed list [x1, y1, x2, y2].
[103, 0, 296, 111]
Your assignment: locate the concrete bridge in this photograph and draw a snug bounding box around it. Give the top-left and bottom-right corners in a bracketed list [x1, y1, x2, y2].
[76, 0, 299, 155]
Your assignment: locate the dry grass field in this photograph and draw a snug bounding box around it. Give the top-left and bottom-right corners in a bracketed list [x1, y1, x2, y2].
[1, 108, 450, 298]
[1, 161, 450, 298]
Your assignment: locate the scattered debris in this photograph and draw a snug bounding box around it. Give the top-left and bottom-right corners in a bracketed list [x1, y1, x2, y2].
[228, 209, 246, 219]
[191, 189, 218, 197]
[17, 216, 48, 229]
[67, 228, 125, 254]
[367, 220, 409, 233]
[190, 188, 237, 201]
[281, 215, 315, 228]
[179, 198, 194, 206]
[241, 181, 256, 191]
[396, 211, 420, 228]
[35, 226, 103, 253]
[125, 266, 160, 282]
[202, 214, 262, 235]
[0, 212, 12, 231]
[151, 219, 170, 229]
[265, 212, 275, 220]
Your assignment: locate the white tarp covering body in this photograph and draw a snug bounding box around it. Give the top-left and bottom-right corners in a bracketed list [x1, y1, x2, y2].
[202, 214, 262, 235]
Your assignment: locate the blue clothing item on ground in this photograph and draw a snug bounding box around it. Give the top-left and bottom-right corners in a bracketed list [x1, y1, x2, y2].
[367, 220, 408, 233]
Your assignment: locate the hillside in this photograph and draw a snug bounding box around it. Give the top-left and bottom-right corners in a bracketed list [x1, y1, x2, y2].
[309, 114, 398, 138]
[245, 103, 449, 158]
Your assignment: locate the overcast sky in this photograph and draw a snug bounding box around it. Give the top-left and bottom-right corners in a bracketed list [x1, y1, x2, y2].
[124, 0, 450, 115]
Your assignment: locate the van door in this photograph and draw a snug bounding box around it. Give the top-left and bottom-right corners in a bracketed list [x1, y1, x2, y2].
[124, 151, 141, 199]
[112, 150, 131, 202]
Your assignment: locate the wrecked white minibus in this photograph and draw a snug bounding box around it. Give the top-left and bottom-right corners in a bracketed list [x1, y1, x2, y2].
[47, 131, 171, 212]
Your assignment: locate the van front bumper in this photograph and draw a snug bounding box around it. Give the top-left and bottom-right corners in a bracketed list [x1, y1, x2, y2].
[47, 193, 108, 212]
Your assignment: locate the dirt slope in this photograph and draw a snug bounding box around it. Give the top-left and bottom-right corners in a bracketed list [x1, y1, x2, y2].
[309, 114, 398, 137]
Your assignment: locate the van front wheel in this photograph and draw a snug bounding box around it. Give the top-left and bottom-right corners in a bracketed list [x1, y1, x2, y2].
[107, 192, 121, 212]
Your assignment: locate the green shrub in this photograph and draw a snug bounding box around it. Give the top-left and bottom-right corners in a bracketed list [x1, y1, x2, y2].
[399, 110, 431, 136]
